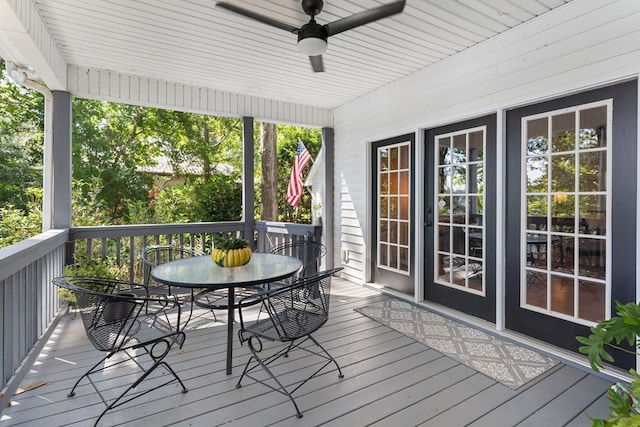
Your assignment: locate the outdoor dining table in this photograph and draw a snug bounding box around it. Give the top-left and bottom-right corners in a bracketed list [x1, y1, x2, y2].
[150, 252, 303, 375]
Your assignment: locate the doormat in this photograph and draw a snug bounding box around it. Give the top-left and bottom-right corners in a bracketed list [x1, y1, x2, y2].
[354, 298, 559, 389]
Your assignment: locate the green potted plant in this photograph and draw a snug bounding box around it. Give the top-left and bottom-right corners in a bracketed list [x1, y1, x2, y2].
[577, 301, 640, 426]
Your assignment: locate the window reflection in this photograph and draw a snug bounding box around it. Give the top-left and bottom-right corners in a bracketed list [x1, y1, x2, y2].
[377, 141, 411, 274]
[522, 102, 610, 325]
[435, 126, 486, 294]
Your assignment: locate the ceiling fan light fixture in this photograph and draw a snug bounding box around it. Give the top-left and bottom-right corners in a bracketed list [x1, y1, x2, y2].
[297, 36, 327, 56]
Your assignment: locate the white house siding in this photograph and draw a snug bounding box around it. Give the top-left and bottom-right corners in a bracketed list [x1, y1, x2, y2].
[65, 65, 332, 128]
[332, 0, 640, 285]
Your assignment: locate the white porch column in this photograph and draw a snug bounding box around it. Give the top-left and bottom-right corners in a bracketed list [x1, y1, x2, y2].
[242, 116, 255, 246]
[322, 127, 334, 270]
[46, 90, 72, 230]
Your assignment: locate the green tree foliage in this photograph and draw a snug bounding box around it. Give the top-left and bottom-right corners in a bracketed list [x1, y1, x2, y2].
[272, 124, 321, 223]
[0, 58, 44, 212]
[0, 189, 42, 246]
[192, 172, 243, 222]
[71, 99, 245, 225]
[0, 59, 317, 246]
[72, 100, 162, 223]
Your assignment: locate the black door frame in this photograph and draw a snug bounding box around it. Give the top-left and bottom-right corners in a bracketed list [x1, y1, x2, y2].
[370, 133, 416, 295]
[504, 79, 637, 369]
[424, 114, 497, 322]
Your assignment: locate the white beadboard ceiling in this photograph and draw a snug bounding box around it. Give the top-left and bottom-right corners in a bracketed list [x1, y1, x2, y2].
[3, 0, 573, 110]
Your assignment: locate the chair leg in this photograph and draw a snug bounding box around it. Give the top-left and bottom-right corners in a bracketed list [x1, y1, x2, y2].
[67, 352, 114, 398]
[69, 336, 188, 426]
[238, 337, 304, 418]
[236, 334, 344, 419]
[308, 335, 344, 379]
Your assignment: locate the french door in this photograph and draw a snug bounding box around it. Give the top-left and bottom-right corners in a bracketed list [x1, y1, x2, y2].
[505, 80, 637, 369]
[371, 134, 415, 295]
[424, 114, 496, 322]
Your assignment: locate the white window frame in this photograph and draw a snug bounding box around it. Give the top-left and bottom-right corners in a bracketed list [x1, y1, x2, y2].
[376, 141, 411, 275]
[519, 99, 612, 326]
[433, 125, 486, 296]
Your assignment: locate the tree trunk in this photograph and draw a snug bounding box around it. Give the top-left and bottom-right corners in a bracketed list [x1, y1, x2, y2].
[261, 122, 278, 221]
[202, 123, 211, 183]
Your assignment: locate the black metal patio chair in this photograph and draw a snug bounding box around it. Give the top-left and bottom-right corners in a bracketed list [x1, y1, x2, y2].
[141, 244, 203, 298]
[53, 276, 188, 426]
[235, 267, 344, 418]
[141, 244, 217, 322]
[265, 240, 326, 289]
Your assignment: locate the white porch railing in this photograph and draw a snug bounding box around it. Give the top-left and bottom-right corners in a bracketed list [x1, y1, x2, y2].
[0, 229, 67, 409]
[0, 220, 322, 412]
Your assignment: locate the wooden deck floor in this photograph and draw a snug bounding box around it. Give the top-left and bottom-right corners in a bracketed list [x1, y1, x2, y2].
[0, 278, 616, 426]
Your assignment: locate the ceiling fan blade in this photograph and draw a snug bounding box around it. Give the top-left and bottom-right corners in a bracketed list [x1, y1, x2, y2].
[325, 0, 406, 36]
[309, 55, 324, 72]
[216, 2, 300, 33]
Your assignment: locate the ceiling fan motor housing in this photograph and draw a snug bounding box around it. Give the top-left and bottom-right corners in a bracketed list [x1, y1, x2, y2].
[297, 19, 328, 56]
[301, 0, 324, 16]
[297, 19, 328, 43]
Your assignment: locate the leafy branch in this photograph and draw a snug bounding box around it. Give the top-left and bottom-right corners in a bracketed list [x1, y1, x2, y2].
[577, 301, 640, 425]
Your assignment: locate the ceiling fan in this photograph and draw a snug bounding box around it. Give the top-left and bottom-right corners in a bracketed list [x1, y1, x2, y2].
[216, 0, 406, 72]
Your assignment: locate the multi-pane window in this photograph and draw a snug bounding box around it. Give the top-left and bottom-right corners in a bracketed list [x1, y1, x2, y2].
[377, 142, 410, 274]
[435, 127, 485, 294]
[522, 101, 611, 325]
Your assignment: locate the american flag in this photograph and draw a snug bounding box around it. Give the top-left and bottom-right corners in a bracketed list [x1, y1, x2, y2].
[286, 138, 312, 207]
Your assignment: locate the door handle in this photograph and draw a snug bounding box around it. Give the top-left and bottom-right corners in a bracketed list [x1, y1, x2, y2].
[425, 221, 432, 227]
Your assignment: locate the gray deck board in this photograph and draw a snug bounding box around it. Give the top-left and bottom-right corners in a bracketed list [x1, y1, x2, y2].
[516, 373, 615, 427]
[0, 278, 616, 427]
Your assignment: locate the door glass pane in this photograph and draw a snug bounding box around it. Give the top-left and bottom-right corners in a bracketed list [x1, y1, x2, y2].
[452, 165, 466, 193]
[389, 197, 398, 219]
[521, 102, 610, 326]
[399, 171, 409, 194]
[551, 276, 574, 316]
[453, 134, 466, 162]
[469, 131, 484, 160]
[390, 147, 398, 170]
[380, 148, 389, 170]
[399, 222, 408, 245]
[579, 280, 605, 322]
[579, 106, 607, 149]
[434, 126, 486, 294]
[380, 172, 388, 194]
[399, 196, 409, 220]
[439, 137, 451, 165]
[439, 167, 451, 193]
[526, 156, 548, 193]
[579, 194, 606, 236]
[469, 163, 483, 193]
[579, 151, 606, 192]
[527, 195, 547, 222]
[377, 141, 411, 274]
[552, 113, 576, 152]
[551, 154, 575, 192]
[400, 145, 409, 169]
[380, 197, 388, 219]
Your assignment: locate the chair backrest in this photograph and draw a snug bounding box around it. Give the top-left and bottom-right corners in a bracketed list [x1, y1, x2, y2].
[241, 267, 342, 342]
[268, 241, 326, 279]
[141, 245, 202, 286]
[53, 276, 145, 352]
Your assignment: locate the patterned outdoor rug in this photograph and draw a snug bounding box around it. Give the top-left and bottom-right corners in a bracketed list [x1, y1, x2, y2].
[355, 298, 559, 389]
